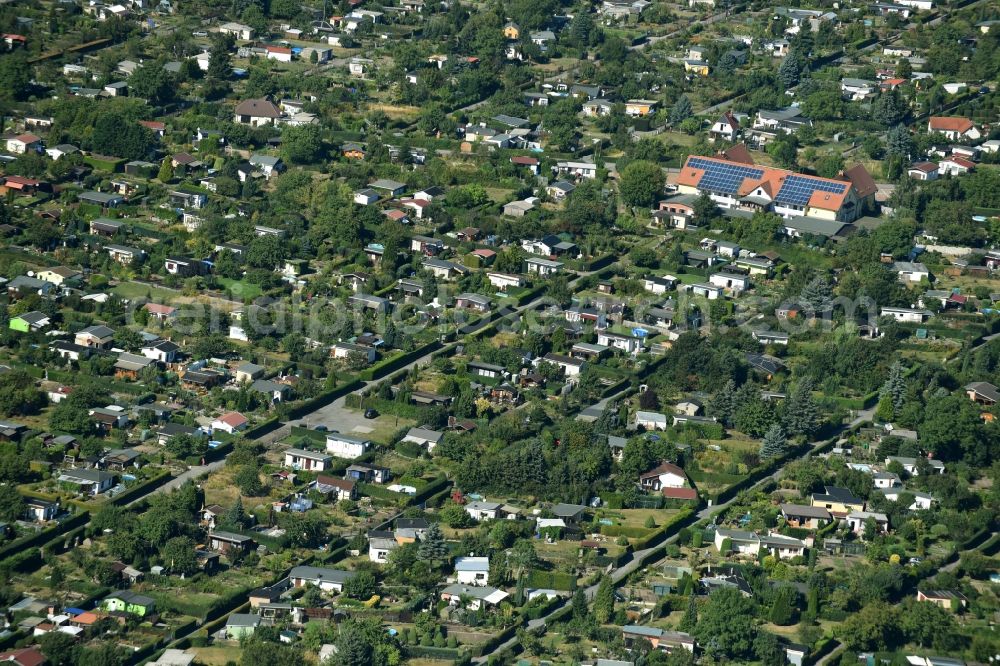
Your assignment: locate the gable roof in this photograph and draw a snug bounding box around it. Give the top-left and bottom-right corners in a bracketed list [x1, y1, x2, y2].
[677, 154, 855, 213]
[780, 503, 831, 519]
[216, 412, 248, 428]
[720, 143, 754, 165]
[289, 565, 356, 584]
[640, 461, 686, 480]
[965, 381, 1000, 403]
[928, 116, 974, 133]
[234, 98, 281, 119]
[841, 163, 877, 198]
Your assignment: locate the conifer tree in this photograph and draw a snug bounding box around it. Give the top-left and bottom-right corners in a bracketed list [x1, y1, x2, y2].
[760, 424, 787, 459]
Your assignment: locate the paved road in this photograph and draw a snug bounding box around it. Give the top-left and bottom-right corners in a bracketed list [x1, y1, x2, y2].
[473, 408, 876, 663]
[126, 459, 227, 506]
[628, 11, 729, 52]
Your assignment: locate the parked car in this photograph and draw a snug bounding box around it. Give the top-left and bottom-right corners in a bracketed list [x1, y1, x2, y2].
[364, 409, 378, 419]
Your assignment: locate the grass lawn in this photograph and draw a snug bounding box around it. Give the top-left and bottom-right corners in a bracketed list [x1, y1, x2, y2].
[674, 272, 708, 285]
[216, 277, 263, 300]
[190, 647, 243, 665]
[652, 130, 700, 147]
[112, 281, 178, 302]
[619, 507, 679, 529]
[483, 186, 515, 204]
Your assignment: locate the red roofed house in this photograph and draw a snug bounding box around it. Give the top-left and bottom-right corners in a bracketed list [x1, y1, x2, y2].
[471, 248, 496, 265]
[0, 647, 46, 666]
[316, 474, 358, 501]
[3, 34, 26, 49]
[908, 162, 939, 181]
[639, 461, 688, 491]
[880, 78, 906, 90]
[6, 133, 41, 154]
[839, 163, 878, 213]
[401, 198, 430, 219]
[383, 209, 410, 224]
[939, 156, 975, 176]
[139, 120, 166, 136]
[144, 303, 177, 321]
[211, 411, 249, 434]
[171, 152, 197, 168]
[1, 176, 48, 195]
[709, 111, 741, 142]
[927, 117, 981, 141]
[676, 153, 865, 224]
[719, 143, 755, 165]
[662, 486, 699, 501]
[511, 155, 540, 174]
[266, 46, 293, 62]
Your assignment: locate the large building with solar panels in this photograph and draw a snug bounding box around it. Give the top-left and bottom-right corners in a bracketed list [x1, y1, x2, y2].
[676, 154, 868, 225]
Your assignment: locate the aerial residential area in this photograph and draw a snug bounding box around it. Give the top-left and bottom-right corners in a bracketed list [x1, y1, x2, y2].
[0, 0, 997, 664]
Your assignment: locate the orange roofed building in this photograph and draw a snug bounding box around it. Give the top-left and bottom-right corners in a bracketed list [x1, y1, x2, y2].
[675, 154, 870, 225]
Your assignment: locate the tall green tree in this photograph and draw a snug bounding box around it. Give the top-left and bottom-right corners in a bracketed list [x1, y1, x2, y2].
[593, 575, 615, 623]
[886, 124, 913, 158]
[678, 593, 698, 632]
[879, 361, 907, 412]
[694, 587, 757, 659]
[157, 156, 173, 183]
[670, 95, 693, 124]
[784, 377, 821, 437]
[619, 161, 665, 208]
[417, 523, 450, 567]
[872, 89, 907, 127]
[711, 379, 738, 426]
[778, 52, 803, 88]
[0, 54, 31, 101]
[0, 484, 24, 522]
[760, 423, 787, 459]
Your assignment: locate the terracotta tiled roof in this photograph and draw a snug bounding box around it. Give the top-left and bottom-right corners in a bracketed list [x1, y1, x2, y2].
[662, 487, 698, 500]
[943, 156, 976, 169]
[928, 116, 974, 133]
[679, 154, 854, 213]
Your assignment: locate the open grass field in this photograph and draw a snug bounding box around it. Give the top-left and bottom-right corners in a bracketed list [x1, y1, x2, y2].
[190, 647, 243, 665]
[368, 103, 422, 120]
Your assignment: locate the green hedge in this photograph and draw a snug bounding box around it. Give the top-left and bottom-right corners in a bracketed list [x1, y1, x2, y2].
[359, 482, 410, 504]
[515, 285, 545, 305]
[241, 417, 282, 440]
[631, 508, 697, 551]
[283, 380, 364, 421]
[288, 426, 328, 443]
[358, 343, 443, 381]
[526, 570, 577, 590]
[83, 155, 125, 172]
[349, 396, 438, 421]
[109, 471, 172, 506]
[0, 511, 90, 564]
[406, 646, 462, 659]
[409, 476, 450, 506]
[468, 625, 518, 658]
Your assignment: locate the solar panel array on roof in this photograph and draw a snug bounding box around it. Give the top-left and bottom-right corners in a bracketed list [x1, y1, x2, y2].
[774, 175, 846, 207]
[687, 157, 764, 195]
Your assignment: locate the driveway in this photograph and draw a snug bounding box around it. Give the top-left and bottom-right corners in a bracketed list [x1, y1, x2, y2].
[295, 392, 405, 440]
